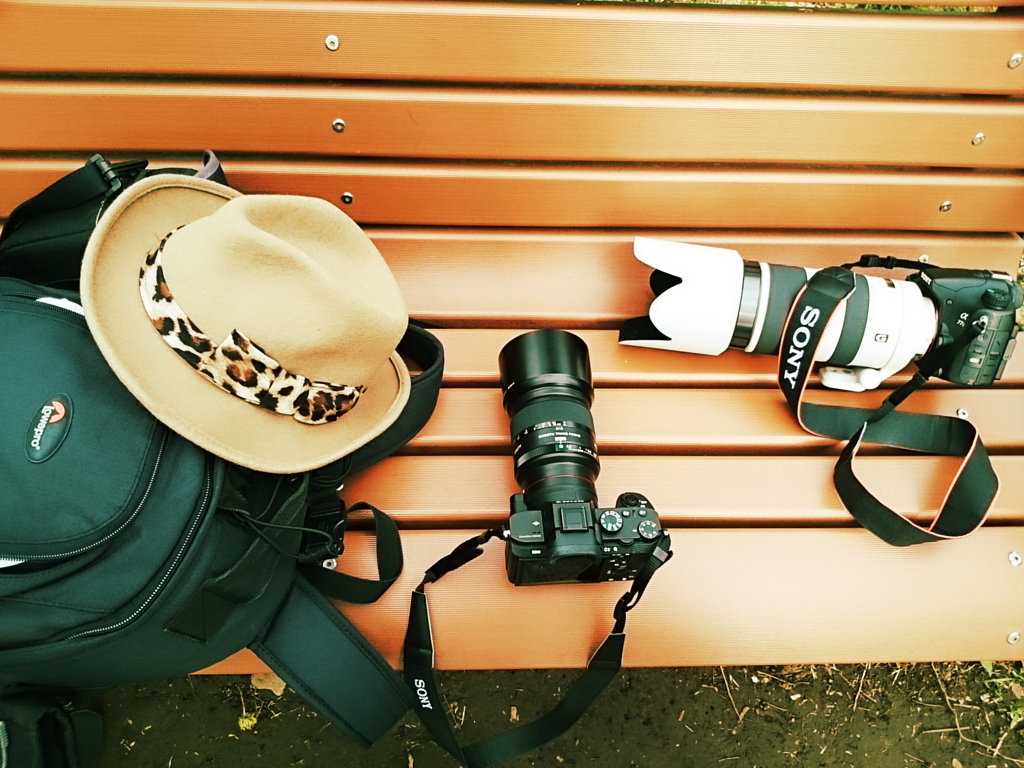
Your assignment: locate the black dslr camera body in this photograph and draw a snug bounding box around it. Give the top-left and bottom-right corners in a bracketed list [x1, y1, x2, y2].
[908, 266, 1021, 386]
[498, 329, 665, 586]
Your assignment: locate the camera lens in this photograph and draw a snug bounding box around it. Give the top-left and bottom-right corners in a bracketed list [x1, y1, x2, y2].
[498, 329, 599, 509]
[621, 239, 938, 388]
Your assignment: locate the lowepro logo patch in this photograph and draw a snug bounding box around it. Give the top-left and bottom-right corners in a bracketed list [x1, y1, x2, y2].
[25, 394, 73, 463]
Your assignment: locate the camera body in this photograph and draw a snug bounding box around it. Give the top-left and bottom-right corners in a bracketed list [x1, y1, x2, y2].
[506, 491, 664, 586]
[498, 329, 665, 587]
[908, 267, 1020, 386]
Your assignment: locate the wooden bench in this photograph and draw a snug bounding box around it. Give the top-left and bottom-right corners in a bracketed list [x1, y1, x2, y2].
[3, 0, 1024, 672]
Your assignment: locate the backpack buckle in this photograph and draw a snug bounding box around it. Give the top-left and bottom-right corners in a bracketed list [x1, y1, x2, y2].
[87, 155, 149, 195]
[87, 154, 124, 194]
[298, 500, 348, 564]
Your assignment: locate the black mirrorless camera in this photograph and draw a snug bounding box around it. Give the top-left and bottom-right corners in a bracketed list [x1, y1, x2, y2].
[498, 329, 666, 586]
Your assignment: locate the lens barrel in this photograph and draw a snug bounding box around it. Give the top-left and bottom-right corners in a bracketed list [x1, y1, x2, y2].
[498, 330, 599, 509]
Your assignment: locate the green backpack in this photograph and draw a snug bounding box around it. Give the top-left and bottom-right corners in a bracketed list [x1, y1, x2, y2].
[0, 159, 444, 768]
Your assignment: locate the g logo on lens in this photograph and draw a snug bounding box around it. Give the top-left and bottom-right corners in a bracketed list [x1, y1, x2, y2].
[25, 394, 73, 463]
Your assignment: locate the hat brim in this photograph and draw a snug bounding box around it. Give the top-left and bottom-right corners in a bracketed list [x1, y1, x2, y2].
[81, 175, 411, 474]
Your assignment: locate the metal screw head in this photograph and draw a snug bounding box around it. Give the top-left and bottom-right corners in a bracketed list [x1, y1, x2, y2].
[956, 408, 970, 419]
[918, 254, 930, 264]
[332, 118, 346, 133]
[1010, 551, 1023, 567]
[1010, 53, 1023, 69]
[325, 34, 340, 51]
[1010, 632, 1022, 645]
[341, 192, 355, 205]
[322, 558, 338, 570]
[939, 201, 953, 213]
[972, 133, 986, 146]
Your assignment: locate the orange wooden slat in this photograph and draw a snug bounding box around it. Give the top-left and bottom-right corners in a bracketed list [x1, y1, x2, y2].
[4, 80, 1024, 168]
[368, 229, 1024, 327]
[437, 330, 785, 387]
[229, 162, 1024, 232]
[1, 223, 1019, 323]
[429, 329, 1024, 387]
[410, 387, 1024, 453]
[197, 526, 1024, 672]
[4, 159, 1022, 231]
[2, 2, 1022, 94]
[340, 454, 1024, 528]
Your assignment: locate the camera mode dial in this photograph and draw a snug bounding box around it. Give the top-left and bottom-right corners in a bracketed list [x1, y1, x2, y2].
[983, 287, 1012, 310]
[599, 510, 624, 532]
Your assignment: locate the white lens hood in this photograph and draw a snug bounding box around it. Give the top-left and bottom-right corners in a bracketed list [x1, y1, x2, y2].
[623, 237, 745, 356]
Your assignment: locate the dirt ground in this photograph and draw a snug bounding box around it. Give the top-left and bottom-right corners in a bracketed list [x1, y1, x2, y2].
[94, 661, 1024, 767]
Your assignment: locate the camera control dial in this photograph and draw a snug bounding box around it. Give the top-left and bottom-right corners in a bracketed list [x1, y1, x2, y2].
[599, 510, 624, 532]
[637, 519, 661, 540]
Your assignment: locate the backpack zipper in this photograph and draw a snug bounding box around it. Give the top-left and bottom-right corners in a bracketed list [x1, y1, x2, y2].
[0, 433, 168, 564]
[63, 459, 215, 640]
[0, 293, 84, 319]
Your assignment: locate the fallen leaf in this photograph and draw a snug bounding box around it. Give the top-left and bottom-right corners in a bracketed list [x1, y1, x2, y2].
[238, 714, 258, 732]
[981, 660, 995, 674]
[952, 758, 964, 768]
[251, 672, 287, 697]
[1012, 683, 1024, 699]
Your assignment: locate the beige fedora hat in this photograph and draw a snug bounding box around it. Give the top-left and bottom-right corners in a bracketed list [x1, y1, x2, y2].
[81, 174, 410, 473]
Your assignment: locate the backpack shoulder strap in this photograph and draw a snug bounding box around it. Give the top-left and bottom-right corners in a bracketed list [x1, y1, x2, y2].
[309, 322, 444, 488]
[0, 685, 102, 768]
[244, 324, 443, 747]
[298, 322, 443, 599]
[346, 322, 445, 477]
[249, 574, 413, 748]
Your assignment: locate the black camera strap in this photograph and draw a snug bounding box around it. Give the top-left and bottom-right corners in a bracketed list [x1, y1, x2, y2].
[402, 528, 673, 768]
[778, 266, 999, 546]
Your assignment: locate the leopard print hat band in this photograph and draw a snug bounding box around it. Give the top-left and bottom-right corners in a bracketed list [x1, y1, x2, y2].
[139, 230, 364, 426]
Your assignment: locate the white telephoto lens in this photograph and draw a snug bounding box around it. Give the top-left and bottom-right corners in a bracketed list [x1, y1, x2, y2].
[623, 238, 938, 391]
